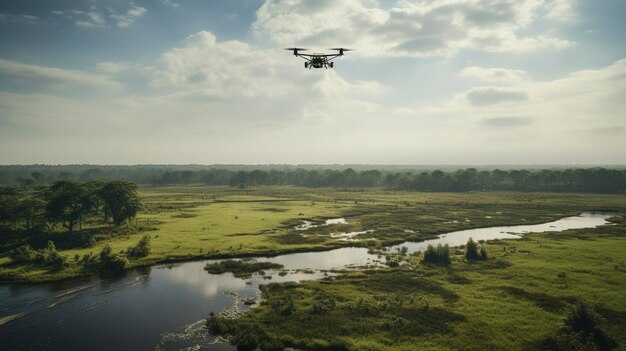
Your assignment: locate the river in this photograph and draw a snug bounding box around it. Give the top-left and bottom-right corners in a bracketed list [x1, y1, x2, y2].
[0, 212, 613, 350]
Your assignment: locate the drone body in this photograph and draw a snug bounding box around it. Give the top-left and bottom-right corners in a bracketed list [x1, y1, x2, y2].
[285, 48, 351, 69]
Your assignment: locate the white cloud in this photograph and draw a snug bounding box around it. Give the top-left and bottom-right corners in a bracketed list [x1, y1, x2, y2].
[149, 31, 385, 102]
[0, 59, 121, 89]
[463, 86, 529, 105]
[96, 61, 130, 74]
[52, 3, 146, 28]
[111, 4, 147, 28]
[460, 66, 528, 82]
[0, 13, 40, 24]
[545, 0, 576, 21]
[161, 0, 180, 8]
[252, 0, 573, 57]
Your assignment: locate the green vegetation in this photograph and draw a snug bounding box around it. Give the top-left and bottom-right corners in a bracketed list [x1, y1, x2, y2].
[548, 301, 617, 351]
[204, 259, 284, 278]
[421, 244, 451, 265]
[2, 185, 626, 283]
[2, 165, 626, 193]
[465, 237, 488, 261]
[208, 220, 626, 351]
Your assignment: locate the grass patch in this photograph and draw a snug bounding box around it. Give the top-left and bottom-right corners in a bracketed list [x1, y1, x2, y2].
[204, 259, 283, 278]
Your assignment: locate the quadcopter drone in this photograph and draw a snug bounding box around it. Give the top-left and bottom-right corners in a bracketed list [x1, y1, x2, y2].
[285, 48, 352, 69]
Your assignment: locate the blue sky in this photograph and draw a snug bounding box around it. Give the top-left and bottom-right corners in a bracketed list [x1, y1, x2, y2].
[1, 0, 625, 164]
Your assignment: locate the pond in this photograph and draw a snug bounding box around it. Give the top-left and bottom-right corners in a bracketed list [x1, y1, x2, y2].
[0, 212, 613, 350]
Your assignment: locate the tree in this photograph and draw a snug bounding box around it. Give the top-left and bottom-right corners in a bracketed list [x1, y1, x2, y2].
[99, 181, 142, 226]
[127, 235, 151, 258]
[45, 181, 89, 233]
[465, 238, 480, 260]
[422, 244, 451, 265]
[548, 301, 617, 351]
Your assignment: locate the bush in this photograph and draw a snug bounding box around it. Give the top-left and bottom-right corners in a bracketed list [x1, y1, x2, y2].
[9, 245, 37, 263]
[231, 323, 264, 351]
[548, 301, 617, 351]
[422, 244, 451, 265]
[10, 242, 67, 267]
[101, 254, 128, 272]
[465, 238, 480, 260]
[479, 246, 488, 260]
[268, 295, 294, 316]
[311, 291, 336, 314]
[99, 244, 128, 272]
[127, 235, 151, 258]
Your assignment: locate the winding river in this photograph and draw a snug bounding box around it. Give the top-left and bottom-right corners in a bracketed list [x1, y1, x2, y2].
[0, 212, 613, 350]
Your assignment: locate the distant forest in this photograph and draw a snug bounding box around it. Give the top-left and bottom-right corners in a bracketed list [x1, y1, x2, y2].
[1, 165, 625, 193]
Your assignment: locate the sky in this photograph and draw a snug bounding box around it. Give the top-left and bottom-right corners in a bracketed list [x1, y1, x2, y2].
[0, 0, 625, 165]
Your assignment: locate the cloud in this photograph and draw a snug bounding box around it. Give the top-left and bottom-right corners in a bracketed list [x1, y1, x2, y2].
[480, 116, 532, 127]
[160, 0, 180, 8]
[545, 0, 576, 21]
[148, 31, 385, 102]
[460, 66, 528, 82]
[52, 3, 146, 28]
[252, 0, 573, 57]
[111, 4, 147, 28]
[0, 13, 40, 24]
[96, 61, 130, 74]
[0, 59, 120, 89]
[464, 86, 529, 105]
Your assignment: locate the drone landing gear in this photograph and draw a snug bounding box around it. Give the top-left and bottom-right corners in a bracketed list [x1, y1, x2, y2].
[330, 62, 334, 68]
[304, 62, 308, 68]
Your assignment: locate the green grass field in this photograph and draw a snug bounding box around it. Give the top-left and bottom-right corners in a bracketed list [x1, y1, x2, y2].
[1, 186, 625, 284]
[209, 218, 626, 351]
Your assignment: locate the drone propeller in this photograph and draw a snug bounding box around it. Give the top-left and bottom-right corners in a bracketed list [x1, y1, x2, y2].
[285, 47, 308, 55]
[329, 48, 352, 55]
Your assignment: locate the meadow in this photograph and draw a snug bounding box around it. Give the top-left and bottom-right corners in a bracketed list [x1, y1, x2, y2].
[207, 216, 626, 351]
[1, 185, 625, 284]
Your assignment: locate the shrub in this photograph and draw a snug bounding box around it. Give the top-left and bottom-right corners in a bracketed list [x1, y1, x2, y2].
[422, 244, 451, 265]
[547, 301, 617, 350]
[99, 244, 128, 272]
[268, 295, 294, 316]
[479, 246, 488, 260]
[9, 245, 37, 263]
[465, 238, 480, 260]
[311, 291, 336, 314]
[101, 254, 128, 272]
[127, 235, 151, 258]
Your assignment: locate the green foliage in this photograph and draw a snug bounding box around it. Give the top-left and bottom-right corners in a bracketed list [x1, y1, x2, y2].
[45, 181, 89, 233]
[548, 301, 617, 351]
[127, 235, 151, 258]
[311, 290, 336, 314]
[466, 238, 488, 261]
[9, 245, 37, 263]
[479, 246, 488, 260]
[9, 241, 67, 267]
[422, 244, 451, 265]
[99, 181, 141, 226]
[465, 238, 480, 260]
[268, 295, 295, 316]
[99, 244, 128, 272]
[204, 260, 283, 278]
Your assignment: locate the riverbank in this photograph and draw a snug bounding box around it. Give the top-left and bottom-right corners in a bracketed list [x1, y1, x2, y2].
[207, 216, 626, 351]
[2, 186, 626, 283]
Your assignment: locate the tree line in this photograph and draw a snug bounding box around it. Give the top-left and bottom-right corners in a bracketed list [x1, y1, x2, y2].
[0, 180, 142, 234]
[2, 166, 625, 193]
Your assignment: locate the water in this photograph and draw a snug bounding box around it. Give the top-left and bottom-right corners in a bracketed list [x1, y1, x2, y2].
[0, 212, 613, 350]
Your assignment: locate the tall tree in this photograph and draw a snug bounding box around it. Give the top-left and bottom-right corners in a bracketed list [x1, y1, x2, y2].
[45, 181, 89, 233]
[99, 181, 142, 226]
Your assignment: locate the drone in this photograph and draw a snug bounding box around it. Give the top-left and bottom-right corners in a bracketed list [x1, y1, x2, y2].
[285, 48, 352, 69]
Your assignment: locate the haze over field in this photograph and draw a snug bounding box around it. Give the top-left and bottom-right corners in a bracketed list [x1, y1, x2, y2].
[1, 0, 625, 164]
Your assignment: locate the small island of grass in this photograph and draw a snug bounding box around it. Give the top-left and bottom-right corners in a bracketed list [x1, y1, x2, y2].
[204, 259, 284, 278]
